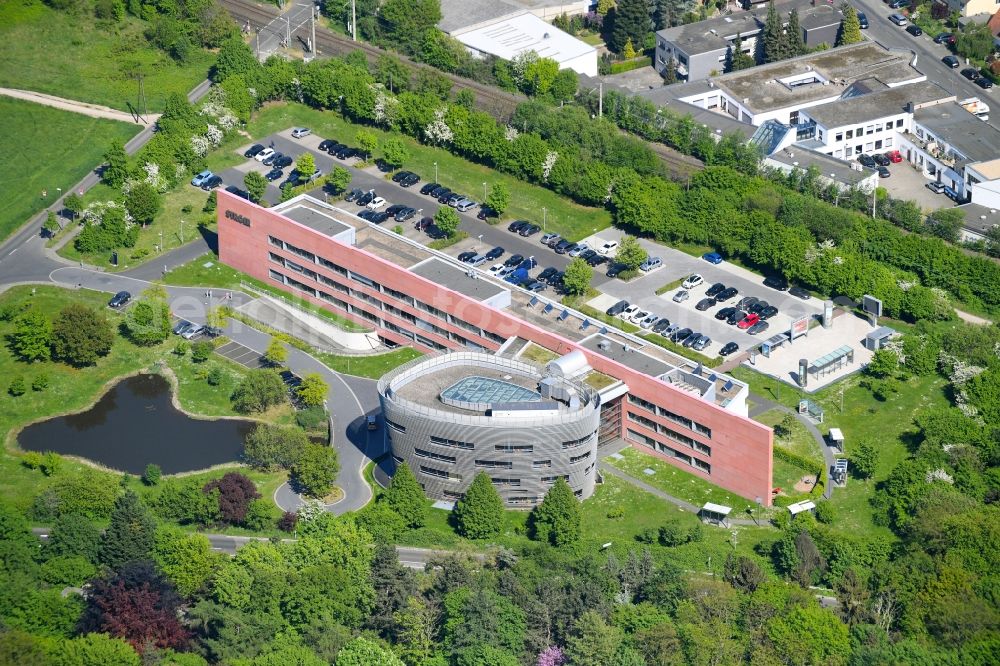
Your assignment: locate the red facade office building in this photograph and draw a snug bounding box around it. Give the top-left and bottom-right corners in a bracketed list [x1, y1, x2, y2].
[218, 190, 774, 505]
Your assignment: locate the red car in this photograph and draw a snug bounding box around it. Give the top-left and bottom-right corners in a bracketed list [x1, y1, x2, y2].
[737, 313, 760, 329]
[885, 150, 903, 163]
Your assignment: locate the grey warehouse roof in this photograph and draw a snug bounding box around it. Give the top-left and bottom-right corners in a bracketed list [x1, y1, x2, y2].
[439, 0, 578, 33]
[914, 102, 1000, 165]
[578, 335, 674, 378]
[409, 257, 508, 302]
[281, 205, 353, 237]
[956, 202, 1000, 235]
[803, 80, 953, 128]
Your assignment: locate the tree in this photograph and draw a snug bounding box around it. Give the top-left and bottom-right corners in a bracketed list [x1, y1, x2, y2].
[122, 298, 171, 346]
[292, 444, 340, 498]
[7, 375, 26, 396]
[615, 235, 647, 270]
[10, 309, 52, 362]
[356, 129, 378, 160]
[297, 373, 329, 407]
[622, 38, 637, 60]
[369, 542, 416, 636]
[231, 369, 287, 413]
[243, 423, 309, 471]
[64, 192, 85, 220]
[485, 182, 511, 215]
[191, 340, 213, 363]
[335, 637, 404, 666]
[51, 633, 141, 666]
[99, 490, 157, 570]
[852, 440, 880, 481]
[730, 33, 755, 71]
[838, 4, 862, 45]
[325, 166, 352, 194]
[925, 208, 964, 242]
[377, 0, 442, 53]
[722, 553, 766, 592]
[865, 348, 899, 379]
[762, 0, 787, 63]
[522, 57, 560, 96]
[380, 136, 410, 170]
[205, 305, 228, 336]
[125, 182, 162, 226]
[296, 152, 316, 179]
[46, 513, 102, 562]
[562, 258, 593, 296]
[142, 464, 162, 486]
[263, 337, 288, 367]
[662, 57, 677, 84]
[565, 610, 623, 666]
[786, 10, 805, 57]
[51, 304, 114, 366]
[153, 526, 222, 597]
[203, 472, 261, 525]
[453, 472, 504, 539]
[393, 596, 435, 665]
[955, 21, 995, 61]
[434, 206, 461, 237]
[608, 0, 650, 54]
[767, 605, 850, 666]
[550, 68, 579, 102]
[80, 561, 189, 652]
[244, 171, 267, 204]
[385, 461, 427, 528]
[530, 477, 580, 546]
[103, 139, 130, 188]
[214, 36, 261, 83]
[43, 211, 61, 237]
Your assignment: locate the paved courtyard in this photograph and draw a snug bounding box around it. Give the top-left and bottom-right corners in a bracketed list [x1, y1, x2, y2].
[877, 159, 953, 212]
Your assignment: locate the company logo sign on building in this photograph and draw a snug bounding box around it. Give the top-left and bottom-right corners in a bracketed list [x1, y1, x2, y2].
[225, 210, 251, 227]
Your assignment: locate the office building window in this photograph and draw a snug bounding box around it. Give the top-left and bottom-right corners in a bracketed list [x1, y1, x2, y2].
[415, 448, 456, 464]
[496, 444, 533, 453]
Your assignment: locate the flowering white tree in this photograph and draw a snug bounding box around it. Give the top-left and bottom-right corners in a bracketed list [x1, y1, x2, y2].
[424, 107, 454, 145]
[82, 201, 134, 227]
[142, 162, 168, 193]
[205, 124, 224, 147]
[191, 135, 210, 157]
[504, 125, 519, 142]
[541, 151, 558, 182]
[371, 84, 399, 127]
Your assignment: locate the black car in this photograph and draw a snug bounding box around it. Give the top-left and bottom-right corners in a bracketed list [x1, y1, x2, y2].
[518, 257, 537, 270]
[683, 332, 703, 348]
[606, 299, 629, 317]
[672, 327, 693, 343]
[318, 139, 335, 152]
[504, 254, 524, 267]
[525, 281, 547, 293]
[763, 276, 788, 291]
[961, 67, 980, 80]
[108, 290, 131, 308]
[357, 210, 376, 221]
[485, 246, 505, 261]
[345, 188, 363, 202]
[261, 151, 282, 166]
[747, 321, 770, 335]
[274, 155, 293, 169]
[368, 211, 389, 224]
[554, 239, 574, 254]
[878, 166, 891, 179]
[458, 251, 477, 262]
[265, 168, 284, 182]
[520, 224, 541, 237]
[334, 145, 356, 159]
[548, 271, 565, 288]
[716, 306, 736, 321]
[873, 153, 890, 167]
[705, 282, 726, 298]
[225, 185, 249, 200]
[857, 11, 868, 29]
[538, 267, 557, 282]
[391, 171, 412, 183]
[477, 206, 497, 221]
[586, 254, 606, 267]
[737, 296, 759, 310]
[244, 143, 265, 159]
[652, 318, 672, 334]
[695, 298, 716, 311]
[325, 142, 344, 155]
[385, 204, 407, 216]
[395, 207, 417, 222]
[789, 286, 811, 300]
[201, 175, 222, 190]
[606, 263, 624, 278]
[429, 185, 450, 198]
[508, 220, 529, 233]
[400, 173, 420, 187]
[933, 32, 953, 44]
[437, 190, 455, 204]
[420, 182, 440, 195]
[579, 249, 598, 262]
[942, 55, 960, 69]
[357, 191, 376, 206]
[749, 300, 770, 315]
[727, 309, 747, 325]
[976, 77, 994, 90]
[415, 216, 433, 231]
[857, 154, 877, 169]
[719, 342, 739, 357]
[759, 306, 779, 320]
[716, 287, 739, 301]
[905, 24, 922, 36]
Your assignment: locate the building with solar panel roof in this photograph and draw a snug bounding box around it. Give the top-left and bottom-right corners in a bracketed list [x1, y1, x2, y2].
[377, 351, 601, 506]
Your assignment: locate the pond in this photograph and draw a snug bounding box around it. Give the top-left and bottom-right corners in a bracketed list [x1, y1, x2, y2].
[18, 374, 253, 474]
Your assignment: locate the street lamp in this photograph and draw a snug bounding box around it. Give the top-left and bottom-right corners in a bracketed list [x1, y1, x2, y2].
[158, 230, 163, 254]
[482, 182, 487, 202]
[754, 497, 762, 526]
[542, 207, 547, 231]
[433, 161, 438, 183]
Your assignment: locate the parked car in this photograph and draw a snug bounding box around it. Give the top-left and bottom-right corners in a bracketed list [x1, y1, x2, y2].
[201, 175, 222, 191]
[345, 188, 364, 202]
[926, 180, 946, 194]
[415, 216, 433, 231]
[485, 246, 505, 261]
[747, 321, 770, 335]
[181, 323, 205, 339]
[504, 254, 524, 267]
[905, 24, 922, 37]
[695, 298, 716, 311]
[569, 242, 591, 257]
[942, 55, 960, 69]
[961, 67, 980, 80]
[318, 139, 335, 152]
[191, 169, 214, 187]
[385, 204, 407, 216]
[273, 154, 293, 169]
[702, 251, 723, 264]
[394, 207, 417, 222]
[366, 196, 387, 210]
[554, 240, 574, 254]
[261, 151, 281, 166]
[856, 11, 868, 29]
[598, 240, 619, 256]
[933, 32, 954, 45]
[457, 251, 477, 263]
[255, 148, 275, 162]
[446, 193, 465, 207]
[682, 331, 702, 348]
[749, 300, 770, 315]
[889, 13, 907, 26]
[244, 144, 265, 159]
[324, 142, 343, 155]
[291, 127, 311, 138]
[429, 185, 450, 198]
[671, 327, 693, 343]
[763, 276, 788, 291]
[334, 145, 356, 160]
[519, 224, 541, 237]
[716, 306, 737, 321]
[885, 150, 903, 163]
[873, 153, 890, 167]
[391, 170, 413, 183]
[265, 168, 284, 182]
[538, 267, 558, 282]
[639, 314, 660, 329]
[579, 249, 598, 263]
[366, 415, 378, 431]
[682, 274, 703, 289]
[173, 320, 193, 336]
[691, 335, 712, 351]
[518, 257, 537, 270]
[640, 256, 662, 272]
[976, 77, 994, 90]
[436, 189, 455, 204]
[652, 318, 672, 334]
[525, 281, 547, 293]
[401, 173, 420, 187]
[672, 289, 690, 303]
[737, 313, 761, 329]
[541, 232, 560, 246]
[357, 191, 376, 206]
[727, 309, 747, 325]
[586, 253, 607, 267]
[716, 287, 739, 301]
[857, 153, 877, 169]
[789, 286, 811, 300]
[420, 182, 440, 195]
[719, 342, 739, 356]
[705, 282, 726, 298]
[878, 166, 891, 178]
[606, 263, 624, 278]
[224, 186, 249, 200]
[759, 305, 779, 320]
[737, 296, 759, 310]
[108, 291, 131, 308]
[488, 263, 506, 276]
[456, 199, 477, 212]
[508, 220, 529, 233]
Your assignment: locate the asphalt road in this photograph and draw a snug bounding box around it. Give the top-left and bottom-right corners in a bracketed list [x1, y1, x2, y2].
[854, 1, 997, 130]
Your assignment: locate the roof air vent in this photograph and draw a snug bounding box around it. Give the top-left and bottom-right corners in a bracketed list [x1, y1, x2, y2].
[543, 32, 550, 39]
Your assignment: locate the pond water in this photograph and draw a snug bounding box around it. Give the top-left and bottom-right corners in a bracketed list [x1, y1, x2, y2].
[18, 374, 253, 474]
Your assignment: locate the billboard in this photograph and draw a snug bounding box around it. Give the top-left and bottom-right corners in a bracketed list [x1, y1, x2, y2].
[862, 294, 882, 317]
[790, 316, 810, 340]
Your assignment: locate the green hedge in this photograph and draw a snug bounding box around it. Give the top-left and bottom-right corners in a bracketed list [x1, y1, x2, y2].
[773, 446, 823, 476]
[609, 56, 652, 74]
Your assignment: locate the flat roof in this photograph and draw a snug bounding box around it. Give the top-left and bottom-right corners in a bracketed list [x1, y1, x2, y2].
[409, 257, 507, 302]
[439, 0, 584, 33]
[577, 335, 674, 378]
[788, 500, 816, 514]
[766, 147, 876, 186]
[280, 204, 353, 237]
[702, 502, 733, 515]
[450, 11, 595, 65]
[956, 202, 1000, 234]
[914, 102, 1000, 164]
[802, 80, 952, 128]
[972, 158, 1000, 180]
[829, 427, 844, 441]
[394, 362, 549, 415]
[708, 41, 921, 114]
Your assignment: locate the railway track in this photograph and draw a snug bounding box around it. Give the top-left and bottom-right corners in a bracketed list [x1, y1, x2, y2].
[216, 0, 701, 178]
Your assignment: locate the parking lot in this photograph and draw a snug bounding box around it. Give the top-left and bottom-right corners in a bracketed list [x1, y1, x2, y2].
[874, 157, 954, 211]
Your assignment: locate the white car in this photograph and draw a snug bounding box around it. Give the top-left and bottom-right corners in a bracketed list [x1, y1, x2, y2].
[639, 314, 660, 329]
[673, 289, 690, 303]
[291, 127, 311, 138]
[254, 148, 275, 162]
[628, 309, 650, 324]
[682, 274, 704, 289]
[367, 196, 387, 210]
[620, 304, 641, 320]
[568, 242, 591, 257]
[488, 263, 505, 275]
[598, 240, 619, 256]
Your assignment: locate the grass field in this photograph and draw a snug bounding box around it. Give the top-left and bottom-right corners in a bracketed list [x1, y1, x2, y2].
[607, 447, 752, 510]
[0, 97, 139, 242]
[0, 1, 214, 112]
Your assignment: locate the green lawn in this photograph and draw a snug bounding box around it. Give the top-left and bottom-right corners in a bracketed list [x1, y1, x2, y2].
[315, 348, 423, 379]
[0, 1, 214, 112]
[607, 447, 752, 510]
[0, 97, 139, 242]
[241, 103, 613, 241]
[754, 408, 822, 463]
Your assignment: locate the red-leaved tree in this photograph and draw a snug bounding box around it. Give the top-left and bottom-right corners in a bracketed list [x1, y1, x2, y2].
[203, 472, 260, 525]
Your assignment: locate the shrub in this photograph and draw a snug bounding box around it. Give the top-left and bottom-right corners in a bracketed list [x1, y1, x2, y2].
[173, 340, 190, 356]
[143, 464, 162, 486]
[8, 376, 26, 396]
[206, 365, 224, 386]
[231, 369, 287, 413]
[278, 511, 298, 533]
[295, 405, 328, 433]
[203, 472, 261, 526]
[243, 423, 309, 471]
[31, 373, 50, 392]
[813, 501, 835, 524]
[191, 340, 214, 363]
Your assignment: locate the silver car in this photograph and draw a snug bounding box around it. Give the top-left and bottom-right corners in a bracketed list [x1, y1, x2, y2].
[673, 289, 690, 303]
[639, 314, 660, 329]
[291, 127, 311, 138]
[181, 323, 205, 339]
[691, 335, 712, 351]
